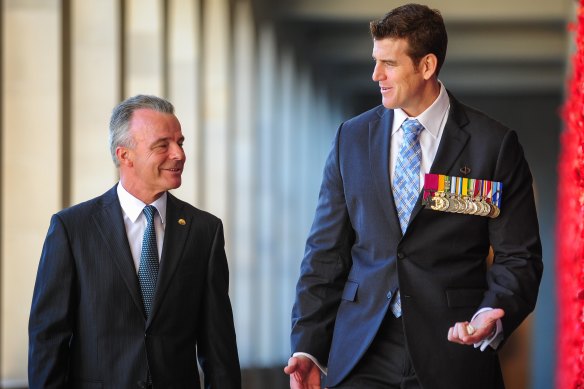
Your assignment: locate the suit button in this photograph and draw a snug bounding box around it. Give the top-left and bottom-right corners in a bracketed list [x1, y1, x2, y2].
[387, 291, 392, 299]
[397, 252, 405, 259]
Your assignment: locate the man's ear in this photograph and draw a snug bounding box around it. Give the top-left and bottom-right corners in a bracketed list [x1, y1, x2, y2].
[421, 53, 438, 80]
[116, 146, 133, 167]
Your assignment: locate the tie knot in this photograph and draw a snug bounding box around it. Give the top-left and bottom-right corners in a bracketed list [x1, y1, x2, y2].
[402, 119, 424, 135]
[143, 205, 157, 224]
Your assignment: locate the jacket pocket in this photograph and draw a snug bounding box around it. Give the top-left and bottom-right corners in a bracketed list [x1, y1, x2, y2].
[445, 288, 485, 308]
[341, 280, 359, 301]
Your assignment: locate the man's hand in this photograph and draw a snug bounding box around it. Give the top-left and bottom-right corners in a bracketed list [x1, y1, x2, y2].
[447, 308, 505, 345]
[284, 355, 321, 389]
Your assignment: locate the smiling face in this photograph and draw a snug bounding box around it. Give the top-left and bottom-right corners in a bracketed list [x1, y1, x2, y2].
[117, 108, 185, 203]
[371, 37, 439, 117]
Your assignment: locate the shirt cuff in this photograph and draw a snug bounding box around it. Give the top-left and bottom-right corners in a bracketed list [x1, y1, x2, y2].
[471, 308, 504, 351]
[292, 352, 328, 375]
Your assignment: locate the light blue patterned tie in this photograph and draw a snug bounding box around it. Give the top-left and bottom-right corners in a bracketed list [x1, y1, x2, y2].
[391, 119, 423, 317]
[393, 119, 423, 234]
[138, 205, 159, 318]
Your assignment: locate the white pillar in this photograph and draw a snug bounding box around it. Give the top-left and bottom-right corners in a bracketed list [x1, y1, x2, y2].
[124, 0, 164, 96]
[277, 47, 299, 361]
[296, 68, 320, 234]
[167, 0, 201, 204]
[255, 22, 279, 365]
[1, 0, 62, 384]
[201, 0, 230, 219]
[70, 0, 120, 203]
[231, 0, 256, 366]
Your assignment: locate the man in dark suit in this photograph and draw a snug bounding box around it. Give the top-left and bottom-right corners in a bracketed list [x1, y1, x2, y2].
[28, 95, 241, 388]
[284, 4, 543, 389]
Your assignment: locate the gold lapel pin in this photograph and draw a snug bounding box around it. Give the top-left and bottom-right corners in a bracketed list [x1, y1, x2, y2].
[178, 218, 186, 225]
[460, 166, 471, 175]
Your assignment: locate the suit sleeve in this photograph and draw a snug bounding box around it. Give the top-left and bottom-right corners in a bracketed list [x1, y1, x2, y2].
[290, 125, 355, 366]
[197, 220, 242, 389]
[28, 214, 75, 388]
[483, 130, 544, 338]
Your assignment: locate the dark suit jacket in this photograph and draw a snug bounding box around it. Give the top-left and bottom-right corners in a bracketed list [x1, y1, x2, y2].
[29, 185, 241, 389]
[291, 94, 543, 389]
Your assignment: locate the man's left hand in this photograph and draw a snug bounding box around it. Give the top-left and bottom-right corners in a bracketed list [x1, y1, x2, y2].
[447, 308, 505, 345]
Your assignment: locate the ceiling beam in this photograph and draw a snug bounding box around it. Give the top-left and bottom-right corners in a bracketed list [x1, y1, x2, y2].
[292, 22, 566, 65]
[273, 0, 572, 23]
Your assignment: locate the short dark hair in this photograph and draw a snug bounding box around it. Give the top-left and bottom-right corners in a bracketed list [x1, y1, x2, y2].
[370, 3, 448, 75]
[108, 95, 175, 167]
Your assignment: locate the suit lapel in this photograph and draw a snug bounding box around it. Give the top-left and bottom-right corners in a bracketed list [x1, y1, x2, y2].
[369, 108, 402, 237]
[93, 185, 145, 316]
[147, 193, 191, 327]
[429, 97, 470, 175]
[408, 96, 470, 225]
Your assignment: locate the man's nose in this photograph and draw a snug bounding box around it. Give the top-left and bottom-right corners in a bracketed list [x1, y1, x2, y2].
[372, 63, 384, 82]
[170, 144, 185, 160]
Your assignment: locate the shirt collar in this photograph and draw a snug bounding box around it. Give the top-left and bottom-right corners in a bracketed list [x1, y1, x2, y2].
[117, 183, 167, 225]
[392, 81, 450, 139]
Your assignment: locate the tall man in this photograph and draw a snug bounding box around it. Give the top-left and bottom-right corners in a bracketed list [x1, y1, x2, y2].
[285, 4, 543, 389]
[29, 95, 241, 388]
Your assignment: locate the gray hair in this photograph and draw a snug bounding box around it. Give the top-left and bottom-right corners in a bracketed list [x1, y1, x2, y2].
[108, 94, 175, 167]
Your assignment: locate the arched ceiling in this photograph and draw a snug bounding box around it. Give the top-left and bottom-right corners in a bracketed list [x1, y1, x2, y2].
[249, 0, 571, 114]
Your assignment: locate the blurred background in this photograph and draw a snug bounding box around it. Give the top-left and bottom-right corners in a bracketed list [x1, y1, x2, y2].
[0, 0, 570, 388]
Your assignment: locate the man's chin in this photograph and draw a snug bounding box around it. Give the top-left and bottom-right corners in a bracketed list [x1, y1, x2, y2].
[165, 179, 182, 190]
[381, 98, 397, 109]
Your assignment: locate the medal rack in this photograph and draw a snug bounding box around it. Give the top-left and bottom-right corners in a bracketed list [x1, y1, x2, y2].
[422, 173, 502, 218]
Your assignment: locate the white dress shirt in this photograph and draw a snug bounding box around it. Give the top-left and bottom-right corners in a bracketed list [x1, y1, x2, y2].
[117, 183, 167, 272]
[389, 81, 450, 186]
